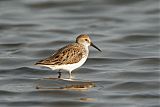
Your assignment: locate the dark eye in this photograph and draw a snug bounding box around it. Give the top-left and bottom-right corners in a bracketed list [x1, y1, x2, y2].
[85, 39, 88, 41]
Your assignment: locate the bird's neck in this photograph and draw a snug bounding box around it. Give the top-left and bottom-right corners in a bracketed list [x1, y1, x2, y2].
[83, 44, 89, 56]
[76, 42, 89, 56]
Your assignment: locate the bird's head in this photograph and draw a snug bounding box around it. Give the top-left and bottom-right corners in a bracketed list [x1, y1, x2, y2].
[76, 34, 101, 52]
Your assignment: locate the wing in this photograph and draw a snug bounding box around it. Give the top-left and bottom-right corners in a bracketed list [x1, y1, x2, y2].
[35, 43, 85, 65]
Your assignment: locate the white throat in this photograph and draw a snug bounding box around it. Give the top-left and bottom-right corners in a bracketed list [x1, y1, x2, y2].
[83, 43, 89, 55]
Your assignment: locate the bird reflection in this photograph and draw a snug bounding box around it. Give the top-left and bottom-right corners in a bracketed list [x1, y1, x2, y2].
[36, 79, 95, 91]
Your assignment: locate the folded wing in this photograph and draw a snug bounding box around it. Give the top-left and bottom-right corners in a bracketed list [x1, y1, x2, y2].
[35, 43, 85, 65]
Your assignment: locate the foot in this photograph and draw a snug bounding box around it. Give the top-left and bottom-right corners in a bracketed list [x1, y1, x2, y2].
[58, 71, 61, 78]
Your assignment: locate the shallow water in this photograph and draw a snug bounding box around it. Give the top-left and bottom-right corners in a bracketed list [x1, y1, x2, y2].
[0, 0, 159, 107]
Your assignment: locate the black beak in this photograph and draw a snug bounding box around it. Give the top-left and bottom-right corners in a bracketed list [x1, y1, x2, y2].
[91, 42, 102, 52]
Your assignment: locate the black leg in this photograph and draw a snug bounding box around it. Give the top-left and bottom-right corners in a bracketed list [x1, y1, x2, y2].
[58, 70, 61, 78]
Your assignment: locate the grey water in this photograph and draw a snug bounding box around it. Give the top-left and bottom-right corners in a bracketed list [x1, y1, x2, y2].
[0, 0, 159, 107]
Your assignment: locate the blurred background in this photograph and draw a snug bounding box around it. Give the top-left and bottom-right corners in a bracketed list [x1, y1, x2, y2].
[0, 0, 159, 107]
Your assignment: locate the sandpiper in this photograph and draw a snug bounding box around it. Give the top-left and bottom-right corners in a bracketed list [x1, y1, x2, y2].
[35, 34, 101, 79]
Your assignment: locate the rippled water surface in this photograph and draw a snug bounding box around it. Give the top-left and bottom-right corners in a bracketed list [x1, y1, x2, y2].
[0, 0, 159, 107]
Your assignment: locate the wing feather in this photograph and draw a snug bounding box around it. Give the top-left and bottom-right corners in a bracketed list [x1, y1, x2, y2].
[35, 43, 85, 65]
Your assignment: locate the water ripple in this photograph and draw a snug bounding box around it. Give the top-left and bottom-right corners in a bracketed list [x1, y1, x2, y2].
[0, 0, 159, 107]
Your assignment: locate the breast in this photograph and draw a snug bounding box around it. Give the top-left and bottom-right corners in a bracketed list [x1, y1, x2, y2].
[53, 56, 88, 72]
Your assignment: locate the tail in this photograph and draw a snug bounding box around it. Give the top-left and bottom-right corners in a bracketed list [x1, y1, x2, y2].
[34, 60, 44, 65]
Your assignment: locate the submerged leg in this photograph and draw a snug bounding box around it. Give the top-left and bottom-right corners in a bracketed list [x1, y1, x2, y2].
[58, 70, 61, 78]
[69, 71, 72, 79]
